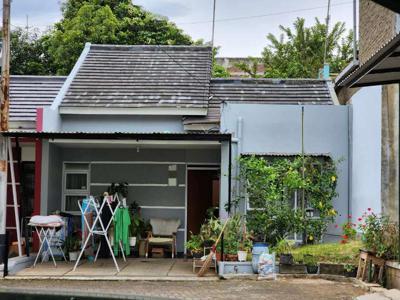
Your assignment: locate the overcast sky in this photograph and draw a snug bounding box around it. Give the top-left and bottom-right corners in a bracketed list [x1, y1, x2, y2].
[9, 0, 356, 57]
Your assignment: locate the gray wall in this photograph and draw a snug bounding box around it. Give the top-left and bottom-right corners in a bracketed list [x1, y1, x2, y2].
[350, 86, 382, 219]
[61, 115, 185, 133]
[42, 145, 221, 252]
[221, 103, 350, 237]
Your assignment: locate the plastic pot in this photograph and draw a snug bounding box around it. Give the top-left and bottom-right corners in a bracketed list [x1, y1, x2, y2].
[279, 254, 294, 265]
[69, 251, 79, 261]
[306, 265, 319, 274]
[237, 250, 247, 262]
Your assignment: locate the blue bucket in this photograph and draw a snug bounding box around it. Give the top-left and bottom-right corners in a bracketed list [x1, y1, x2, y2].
[252, 243, 269, 273]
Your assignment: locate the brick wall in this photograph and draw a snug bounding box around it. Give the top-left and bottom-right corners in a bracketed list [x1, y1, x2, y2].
[359, 0, 397, 64]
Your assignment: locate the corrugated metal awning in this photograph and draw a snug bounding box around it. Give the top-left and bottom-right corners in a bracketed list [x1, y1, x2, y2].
[336, 32, 400, 88]
[1, 130, 231, 141]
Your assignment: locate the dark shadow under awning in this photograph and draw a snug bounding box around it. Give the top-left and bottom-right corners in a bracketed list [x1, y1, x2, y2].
[336, 32, 400, 88]
[372, 0, 400, 14]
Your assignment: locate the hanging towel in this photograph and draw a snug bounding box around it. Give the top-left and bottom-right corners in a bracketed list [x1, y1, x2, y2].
[113, 207, 131, 256]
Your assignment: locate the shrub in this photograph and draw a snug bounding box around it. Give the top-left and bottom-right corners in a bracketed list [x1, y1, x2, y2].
[239, 155, 338, 245]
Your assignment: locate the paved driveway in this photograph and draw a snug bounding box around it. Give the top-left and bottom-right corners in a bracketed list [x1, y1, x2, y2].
[0, 278, 368, 300]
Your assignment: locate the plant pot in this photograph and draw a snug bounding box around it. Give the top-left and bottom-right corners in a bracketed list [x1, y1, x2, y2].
[129, 237, 137, 247]
[191, 251, 203, 259]
[237, 250, 247, 262]
[69, 251, 79, 262]
[215, 252, 225, 262]
[203, 240, 214, 248]
[306, 265, 319, 274]
[225, 254, 238, 261]
[279, 254, 294, 265]
[344, 268, 357, 277]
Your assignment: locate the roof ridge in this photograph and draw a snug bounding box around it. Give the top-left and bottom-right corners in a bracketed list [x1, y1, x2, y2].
[90, 44, 212, 51]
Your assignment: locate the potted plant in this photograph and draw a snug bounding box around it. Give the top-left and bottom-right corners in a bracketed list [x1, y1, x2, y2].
[237, 228, 252, 262]
[64, 234, 80, 261]
[224, 238, 239, 261]
[344, 264, 357, 277]
[275, 238, 295, 265]
[185, 232, 203, 258]
[304, 254, 318, 274]
[199, 216, 222, 248]
[129, 207, 145, 247]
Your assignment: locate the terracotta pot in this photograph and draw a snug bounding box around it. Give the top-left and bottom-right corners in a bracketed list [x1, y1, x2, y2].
[225, 254, 238, 261]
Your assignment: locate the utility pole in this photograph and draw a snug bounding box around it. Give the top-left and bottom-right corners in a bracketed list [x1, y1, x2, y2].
[323, 0, 331, 65]
[0, 0, 11, 240]
[211, 0, 216, 48]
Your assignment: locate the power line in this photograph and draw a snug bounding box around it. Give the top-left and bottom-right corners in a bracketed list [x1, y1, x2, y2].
[176, 1, 352, 25]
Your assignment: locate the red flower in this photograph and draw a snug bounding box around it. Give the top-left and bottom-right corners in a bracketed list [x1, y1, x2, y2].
[343, 235, 348, 239]
[367, 208, 372, 211]
[334, 224, 338, 228]
[348, 215, 352, 218]
[358, 217, 362, 221]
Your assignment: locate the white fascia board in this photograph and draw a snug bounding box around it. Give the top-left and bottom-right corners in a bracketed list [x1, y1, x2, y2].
[58, 106, 208, 116]
[50, 139, 221, 146]
[50, 43, 92, 110]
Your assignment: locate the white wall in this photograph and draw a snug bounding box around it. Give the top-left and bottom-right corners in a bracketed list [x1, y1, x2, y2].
[350, 86, 382, 220]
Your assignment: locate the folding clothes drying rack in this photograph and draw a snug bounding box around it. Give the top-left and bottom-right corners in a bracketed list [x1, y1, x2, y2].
[32, 224, 67, 267]
[73, 195, 126, 272]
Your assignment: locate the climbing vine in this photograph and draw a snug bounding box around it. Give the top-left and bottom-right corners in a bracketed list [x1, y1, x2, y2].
[239, 155, 339, 245]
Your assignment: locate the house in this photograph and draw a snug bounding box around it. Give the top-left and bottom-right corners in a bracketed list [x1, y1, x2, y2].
[334, 0, 400, 289]
[1, 43, 347, 260]
[335, 0, 400, 225]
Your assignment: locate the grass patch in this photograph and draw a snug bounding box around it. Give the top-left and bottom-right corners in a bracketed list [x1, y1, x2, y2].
[291, 240, 362, 265]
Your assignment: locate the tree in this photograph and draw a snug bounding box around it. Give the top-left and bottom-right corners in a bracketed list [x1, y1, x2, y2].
[212, 47, 230, 78]
[44, 0, 193, 74]
[234, 57, 262, 78]
[10, 28, 52, 75]
[262, 18, 353, 78]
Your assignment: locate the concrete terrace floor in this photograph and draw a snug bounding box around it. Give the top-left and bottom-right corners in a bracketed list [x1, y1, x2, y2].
[10, 258, 217, 280]
[0, 278, 368, 299]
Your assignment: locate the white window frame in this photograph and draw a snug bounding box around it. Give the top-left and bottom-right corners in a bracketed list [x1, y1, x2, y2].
[62, 163, 90, 214]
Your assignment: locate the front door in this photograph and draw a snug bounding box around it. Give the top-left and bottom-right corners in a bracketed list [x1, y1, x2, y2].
[187, 169, 219, 239]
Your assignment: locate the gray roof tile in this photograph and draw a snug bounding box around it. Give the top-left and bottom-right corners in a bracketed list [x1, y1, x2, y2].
[10, 75, 66, 128]
[61, 44, 212, 109]
[184, 78, 333, 125]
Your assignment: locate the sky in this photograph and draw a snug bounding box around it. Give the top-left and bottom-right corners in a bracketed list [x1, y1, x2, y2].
[9, 0, 356, 57]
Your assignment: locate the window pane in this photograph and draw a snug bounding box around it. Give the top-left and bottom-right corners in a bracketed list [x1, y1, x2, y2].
[65, 195, 85, 212]
[66, 173, 87, 190]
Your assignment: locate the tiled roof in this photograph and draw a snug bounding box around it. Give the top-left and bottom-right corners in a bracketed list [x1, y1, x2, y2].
[61, 44, 212, 109]
[184, 78, 334, 125]
[10, 75, 66, 129]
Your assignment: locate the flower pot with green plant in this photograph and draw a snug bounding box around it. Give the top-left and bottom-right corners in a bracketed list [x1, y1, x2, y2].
[358, 208, 399, 260]
[275, 238, 295, 265]
[199, 216, 222, 248]
[64, 233, 80, 261]
[344, 264, 357, 277]
[185, 232, 203, 258]
[304, 254, 318, 274]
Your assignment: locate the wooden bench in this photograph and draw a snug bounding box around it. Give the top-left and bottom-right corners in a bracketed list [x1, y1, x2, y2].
[357, 250, 385, 284]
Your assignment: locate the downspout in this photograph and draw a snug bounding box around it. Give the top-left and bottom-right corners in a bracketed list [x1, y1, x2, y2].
[353, 0, 357, 62]
[228, 137, 232, 213]
[236, 117, 243, 213]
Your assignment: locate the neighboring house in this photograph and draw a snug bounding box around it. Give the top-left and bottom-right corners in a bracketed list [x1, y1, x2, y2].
[3, 44, 347, 255]
[215, 57, 264, 77]
[335, 0, 400, 223]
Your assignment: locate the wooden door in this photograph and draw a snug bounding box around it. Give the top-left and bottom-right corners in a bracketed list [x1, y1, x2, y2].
[187, 169, 219, 238]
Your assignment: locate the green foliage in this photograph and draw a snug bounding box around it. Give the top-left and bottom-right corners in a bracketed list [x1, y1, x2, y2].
[212, 47, 230, 78]
[303, 254, 318, 267]
[43, 0, 193, 74]
[291, 240, 362, 265]
[358, 210, 399, 259]
[262, 17, 353, 78]
[274, 238, 295, 255]
[108, 182, 128, 198]
[199, 215, 223, 243]
[239, 155, 338, 245]
[339, 217, 357, 243]
[234, 57, 262, 78]
[185, 232, 203, 253]
[64, 233, 80, 252]
[10, 28, 53, 75]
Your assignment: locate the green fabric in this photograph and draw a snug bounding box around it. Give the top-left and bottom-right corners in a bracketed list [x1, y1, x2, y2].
[113, 207, 131, 256]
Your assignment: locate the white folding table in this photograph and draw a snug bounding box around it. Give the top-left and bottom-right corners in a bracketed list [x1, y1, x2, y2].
[73, 195, 126, 272]
[30, 223, 67, 267]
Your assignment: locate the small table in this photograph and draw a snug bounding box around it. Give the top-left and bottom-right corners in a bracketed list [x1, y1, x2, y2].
[193, 257, 217, 273]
